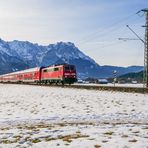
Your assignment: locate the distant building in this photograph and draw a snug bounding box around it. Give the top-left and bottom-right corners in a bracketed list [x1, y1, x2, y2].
[98, 79, 108, 84]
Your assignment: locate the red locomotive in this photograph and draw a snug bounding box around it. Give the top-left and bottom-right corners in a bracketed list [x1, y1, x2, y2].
[0, 64, 77, 85]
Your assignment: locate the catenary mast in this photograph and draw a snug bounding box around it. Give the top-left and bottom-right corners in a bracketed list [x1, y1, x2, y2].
[142, 9, 148, 87]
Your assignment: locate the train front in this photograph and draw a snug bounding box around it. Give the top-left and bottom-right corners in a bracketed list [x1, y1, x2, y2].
[63, 65, 77, 84]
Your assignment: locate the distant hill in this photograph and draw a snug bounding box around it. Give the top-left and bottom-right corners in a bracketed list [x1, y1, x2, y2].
[119, 71, 143, 79]
[118, 71, 143, 83]
[0, 38, 143, 78]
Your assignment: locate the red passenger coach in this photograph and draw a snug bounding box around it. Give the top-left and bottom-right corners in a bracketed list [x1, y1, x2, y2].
[20, 67, 41, 82]
[0, 67, 41, 83]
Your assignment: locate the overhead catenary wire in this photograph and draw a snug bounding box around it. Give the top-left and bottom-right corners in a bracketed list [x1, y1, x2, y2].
[77, 11, 141, 45]
[118, 38, 141, 41]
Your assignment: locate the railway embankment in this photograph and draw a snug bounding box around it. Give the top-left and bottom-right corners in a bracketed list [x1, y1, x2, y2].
[1, 82, 148, 93]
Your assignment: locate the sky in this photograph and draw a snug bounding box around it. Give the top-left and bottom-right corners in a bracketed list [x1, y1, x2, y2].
[0, 0, 147, 66]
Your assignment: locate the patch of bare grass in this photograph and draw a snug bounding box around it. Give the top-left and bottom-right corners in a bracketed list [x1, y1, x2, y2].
[94, 144, 101, 148]
[102, 140, 108, 143]
[128, 139, 137, 143]
[121, 134, 128, 138]
[104, 131, 114, 135]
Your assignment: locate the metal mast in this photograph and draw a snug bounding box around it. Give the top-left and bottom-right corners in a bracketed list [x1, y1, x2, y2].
[142, 9, 148, 87]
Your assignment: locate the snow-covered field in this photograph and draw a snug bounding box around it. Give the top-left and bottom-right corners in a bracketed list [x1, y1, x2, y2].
[0, 84, 148, 148]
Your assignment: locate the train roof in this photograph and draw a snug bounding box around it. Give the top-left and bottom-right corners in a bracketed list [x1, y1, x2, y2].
[45, 63, 75, 67]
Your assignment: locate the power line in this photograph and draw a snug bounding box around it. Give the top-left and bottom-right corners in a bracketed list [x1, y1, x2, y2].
[118, 38, 140, 41]
[77, 12, 140, 44]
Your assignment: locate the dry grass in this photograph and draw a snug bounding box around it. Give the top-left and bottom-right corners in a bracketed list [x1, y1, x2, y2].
[45, 137, 57, 142]
[102, 140, 108, 143]
[94, 144, 101, 148]
[45, 133, 89, 143]
[0, 127, 10, 131]
[31, 138, 41, 143]
[1, 139, 19, 144]
[142, 126, 148, 129]
[121, 134, 128, 138]
[104, 131, 114, 135]
[128, 139, 137, 143]
[59, 133, 89, 142]
[132, 131, 140, 134]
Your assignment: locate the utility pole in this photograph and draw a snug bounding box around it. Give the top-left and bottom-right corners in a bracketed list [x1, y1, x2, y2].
[113, 70, 117, 87]
[142, 9, 148, 87]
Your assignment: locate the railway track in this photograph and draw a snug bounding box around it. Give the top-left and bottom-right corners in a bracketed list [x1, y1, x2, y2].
[1, 82, 148, 94]
[69, 84, 148, 94]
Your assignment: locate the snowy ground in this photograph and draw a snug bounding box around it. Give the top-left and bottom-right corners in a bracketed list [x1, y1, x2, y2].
[0, 84, 148, 148]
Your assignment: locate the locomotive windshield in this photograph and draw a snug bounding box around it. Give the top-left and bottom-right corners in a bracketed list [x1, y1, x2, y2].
[64, 65, 75, 71]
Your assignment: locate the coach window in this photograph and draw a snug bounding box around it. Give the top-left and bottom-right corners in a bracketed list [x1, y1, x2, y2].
[43, 69, 47, 72]
[54, 68, 59, 71]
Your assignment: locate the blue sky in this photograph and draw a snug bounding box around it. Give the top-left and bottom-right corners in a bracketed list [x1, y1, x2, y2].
[0, 0, 147, 66]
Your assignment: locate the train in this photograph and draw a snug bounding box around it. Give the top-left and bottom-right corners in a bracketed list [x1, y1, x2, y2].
[0, 64, 77, 85]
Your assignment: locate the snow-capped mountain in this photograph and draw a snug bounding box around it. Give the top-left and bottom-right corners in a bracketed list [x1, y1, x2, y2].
[0, 38, 143, 78]
[8, 40, 47, 67]
[0, 39, 29, 74]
